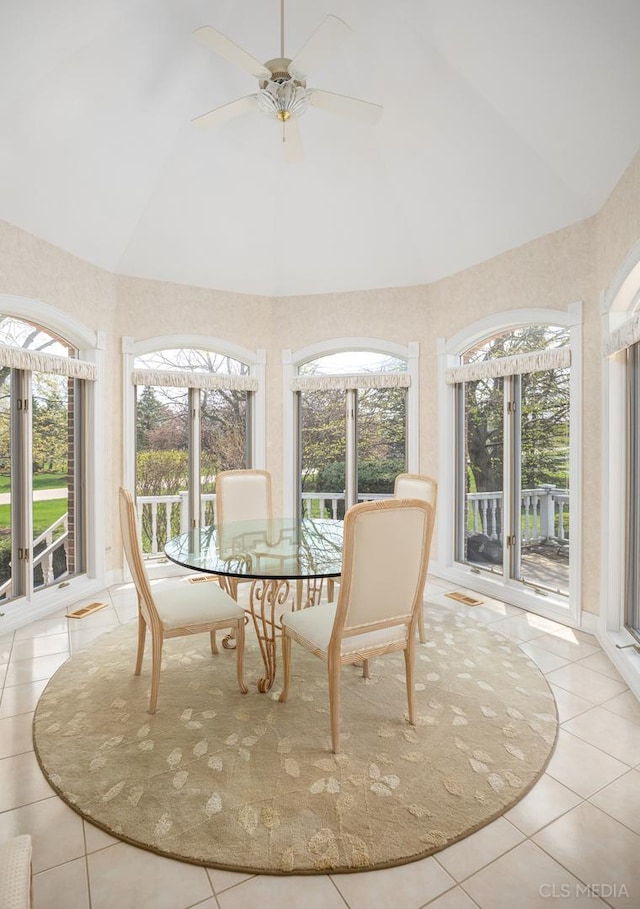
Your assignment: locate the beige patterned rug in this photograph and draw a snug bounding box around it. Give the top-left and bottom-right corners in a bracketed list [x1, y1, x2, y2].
[33, 600, 557, 874]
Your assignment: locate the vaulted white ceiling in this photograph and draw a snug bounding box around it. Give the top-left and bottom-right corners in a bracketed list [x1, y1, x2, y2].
[1, 0, 639, 297]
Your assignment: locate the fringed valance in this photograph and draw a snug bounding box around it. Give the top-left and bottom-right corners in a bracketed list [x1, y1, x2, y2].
[445, 348, 571, 385]
[132, 369, 258, 392]
[604, 314, 640, 357]
[290, 372, 411, 392]
[0, 344, 97, 380]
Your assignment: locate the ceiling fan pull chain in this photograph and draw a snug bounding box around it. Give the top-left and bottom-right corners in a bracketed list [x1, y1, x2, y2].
[280, 0, 285, 58]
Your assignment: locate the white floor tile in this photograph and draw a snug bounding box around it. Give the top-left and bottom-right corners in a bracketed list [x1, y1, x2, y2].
[0, 678, 48, 718]
[435, 817, 524, 882]
[574, 650, 625, 681]
[463, 840, 609, 908]
[217, 873, 349, 909]
[33, 857, 90, 909]
[533, 802, 640, 908]
[207, 867, 255, 893]
[589, 768, 640, 835]
[545, 663, 627, 705]
[601, 689, 640, 726]
[0, 750, 55, 812]
[525, 633, 600, 663]
[0, 794, 85, 873]
[87, 841, 214, 909]
[518, 641, 569, 674]
[545, 729, 628, 797]
[562, 705, 640, 766]
[4, 651, 68, 687]
[331, 856, 455, 909]
[505, 773, 582, 837]
[0, 711, 34, 758]
[548, 684, 593, 722]
[10, 633, 69, 662]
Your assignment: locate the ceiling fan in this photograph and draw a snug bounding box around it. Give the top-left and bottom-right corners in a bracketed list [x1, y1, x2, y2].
[192, 0, 383, 161]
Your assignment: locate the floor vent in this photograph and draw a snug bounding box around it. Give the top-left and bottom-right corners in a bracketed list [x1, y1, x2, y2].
[187, 575, 218, 584]
[445, 591, 484, 606]
[66, 602, 109, 619]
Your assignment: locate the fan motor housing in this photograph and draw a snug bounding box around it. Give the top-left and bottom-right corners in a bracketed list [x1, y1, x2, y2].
[261, 58, 306, 88]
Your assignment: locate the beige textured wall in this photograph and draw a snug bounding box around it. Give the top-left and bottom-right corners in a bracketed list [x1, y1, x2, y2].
[0, 220, 121, 566]
[2, 147, 640, 616]
[596, 149, 640, 293]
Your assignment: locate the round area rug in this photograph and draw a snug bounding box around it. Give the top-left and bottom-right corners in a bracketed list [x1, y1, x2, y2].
[33, 601, 558, 874]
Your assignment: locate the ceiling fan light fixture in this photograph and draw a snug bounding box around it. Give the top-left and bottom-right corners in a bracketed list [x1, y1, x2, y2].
[256, 79, 311, 122]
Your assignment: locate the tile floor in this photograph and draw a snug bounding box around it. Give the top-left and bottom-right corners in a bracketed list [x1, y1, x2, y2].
[0, 577, 639, 909]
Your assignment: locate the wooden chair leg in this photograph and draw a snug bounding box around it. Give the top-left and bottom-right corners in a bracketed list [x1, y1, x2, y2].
[210, 630, 219, 654]
[135, 611, 146, 676]
[148, 632, 164, 715]
[327, 579, 335, 603]
[278, 632, 292, 703]
[404, 639, 416, 726]
[235, 620, 248, 694]
[418, 602, 426, 644]
[328, 655, 341, 753]
[361, 658, 370, 679]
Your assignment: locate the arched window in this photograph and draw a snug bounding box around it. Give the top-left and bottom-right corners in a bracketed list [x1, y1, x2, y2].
[439, 307, 581, 621]
[123, 335, 265, 562]
[0, 299, 103, 623]
[283, 339, 419, 519]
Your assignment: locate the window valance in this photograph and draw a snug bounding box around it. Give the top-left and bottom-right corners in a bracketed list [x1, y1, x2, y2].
[603, 313, 640, 357]
[445, 348, 571, 385]
[132, 369, 258, 392]
[0, 344, 97, 380]
[290, 372, 410, 392]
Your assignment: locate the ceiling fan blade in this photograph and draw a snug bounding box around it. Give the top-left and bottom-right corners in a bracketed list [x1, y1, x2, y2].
[193, 26, 271, 80]
[287, 15, 351, 80]
[309, 89, 383, 124]
[282, 117, 303, 163]
[192, 95, 258, 128]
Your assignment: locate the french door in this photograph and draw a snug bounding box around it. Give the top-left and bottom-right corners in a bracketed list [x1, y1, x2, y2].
[1, 368, 85, 604]
[456, 366, 570, 597]
[297, 385, 407, 519]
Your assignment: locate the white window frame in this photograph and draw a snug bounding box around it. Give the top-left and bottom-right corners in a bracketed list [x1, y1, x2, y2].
[122, 334, 265, 575]
[282, 338, 419, 517]
[0, 296, 105, 632]
[437, 304, 583, 627]
[601, 239, 640, 698]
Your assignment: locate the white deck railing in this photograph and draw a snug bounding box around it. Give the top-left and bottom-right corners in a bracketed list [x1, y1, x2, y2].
[133, 486, 570, 557]
[0, 514, 69, 600]
[466, 486, 569, 544]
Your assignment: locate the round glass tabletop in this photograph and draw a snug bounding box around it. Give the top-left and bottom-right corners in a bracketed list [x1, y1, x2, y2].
[164, 518, 344, 580]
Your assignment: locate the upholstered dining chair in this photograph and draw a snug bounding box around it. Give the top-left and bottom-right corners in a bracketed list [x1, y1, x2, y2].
[394, 473, 438, 644]
[214, 469, 273, 599]
[119, 487, 248, 714]
[279, 498, 434, 753]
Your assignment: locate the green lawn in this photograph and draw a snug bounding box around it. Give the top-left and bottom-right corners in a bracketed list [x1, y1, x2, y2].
[0, 499, 67, 535]
[0, 471, 68, 493]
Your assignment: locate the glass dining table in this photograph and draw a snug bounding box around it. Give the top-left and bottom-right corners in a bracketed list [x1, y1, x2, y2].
[164, 518, 343, 692]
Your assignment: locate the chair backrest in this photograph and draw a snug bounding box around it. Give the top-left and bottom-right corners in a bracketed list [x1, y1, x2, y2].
[215, 469, 273, 525]
[333, 499, 433, 640]
[118, 487, 159, 631]
[394, 473, 438, 510]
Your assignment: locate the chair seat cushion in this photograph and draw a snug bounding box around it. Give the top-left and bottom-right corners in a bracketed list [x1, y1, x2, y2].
[0, 834, 32, 909]
[153, 580, 245, 631]
[282, 604, 408, 657]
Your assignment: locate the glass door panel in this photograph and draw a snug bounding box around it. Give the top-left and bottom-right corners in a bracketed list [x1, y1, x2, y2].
[31, 372, 72, 591]
[136, 385, 189, 555]
[0, 373, 11, 601]
[514, 368, 570, 595]
[461, 377, 505, 575]
[201, 388, 248, 525]
[300, 389, 346, 519]
[357, 386, 407, 501]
